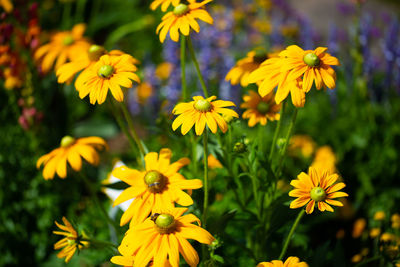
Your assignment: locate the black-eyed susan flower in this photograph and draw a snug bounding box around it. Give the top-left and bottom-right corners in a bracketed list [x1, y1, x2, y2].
[392, 214, 400, 229]
[374, 211, 386, 221]
[150, 0, 179, 11]
[53, 217, 89, 263]
[37, 136, 107, 180]
[34, 24, 91, 73]
[112, 148, 202, 226]
[289, 166, 348, 214]
[156, 0, 213, 43]
[240, 90, 281, 127]
[75, 54, 140, 104]
[112, 207, 214, 267]
[311, 146, 337, 175]
[352, 218, 367, 238]
[172, 96, 238, 135]
[289, 135, 316, 158]
[281, 45, 340, 92]
[257, 256, 309, 267]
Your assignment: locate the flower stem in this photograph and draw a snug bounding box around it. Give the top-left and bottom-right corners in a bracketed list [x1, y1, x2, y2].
[181, 35, 187, 101]
[278, 209, 305, 260]
[276, 108, 298, 175]
[268, 101, 285, 162]
[202, 130, 209, 227]
[187, 36, 209, 98]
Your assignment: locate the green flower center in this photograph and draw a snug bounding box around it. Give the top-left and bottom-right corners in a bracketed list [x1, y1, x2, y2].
[63, 35, 74, 46]
[88, 45, 106, 61]
[144, 170, 166, 193]
[303, 53, 320, 67]
[173, 4, 189, 16]
[310, 187, 326, 202]
[153, 213, 176, 234]
[60, 136, 75, 147]
[97, 65, 114, 78]
[194, 99, 212, 112]
[256, 102, 270, 114]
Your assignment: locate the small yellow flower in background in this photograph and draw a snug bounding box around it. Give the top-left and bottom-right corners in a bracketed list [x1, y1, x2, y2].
[381, 232, 394, 242]
[111, 207, 214, 267]
[34, 24, 91, 73]
[112, 148, 202, 226]
[289, 166, 348, 214]
[240, 91, 281, 127]
[150, 0, 179, 11]
[352, 218, 367, 238]
[370, 228, 381, 238]
[56, 44, 139, 85]
[289, 135, 316, 158]
[311, 145, 337, 174]
[0, 0, 13, 13]
[208, 154, 222, 169]
[53, 217, 89, 263]
[155, 62, 173, 80]
[351, 254, 362, 263]
[257, 256, 308, 267]
[392, 213, 400, 229]
[374, 211, 386, 221]
[156, 0, 213, 43]
[136, 82, 154, 104]
[75, 54, 140, 104]
[172, 95, 238, 135]
[37, 136, 107, 180]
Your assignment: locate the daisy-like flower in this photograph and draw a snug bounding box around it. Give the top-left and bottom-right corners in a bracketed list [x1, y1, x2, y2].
[225, 49, 274, 87]
[75, 54, 140, 104]
[34, 24, 91, 73]
[150, 0, 179, 11]
[56, 44, 138, 85]
[289, 166, 348, 214]
[112, 148, 202, 226]
[156, 0, 213, 43]
[111, 207, 214, 267]
[172, 95, 238, 135]
[257, 257, 308, 267]
[240, 91, 281, 127]
[53, 217, 89, 263]
[37, 136, 107, 180]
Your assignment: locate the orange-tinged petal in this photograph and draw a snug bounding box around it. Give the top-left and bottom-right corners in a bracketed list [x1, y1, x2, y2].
[306, 200, 315, 214]
[176, 233, 199, 267]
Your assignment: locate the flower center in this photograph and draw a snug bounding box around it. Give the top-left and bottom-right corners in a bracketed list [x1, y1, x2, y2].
[303, 53, 320, 67]
[60, 135, 75, 147]
[173, 4, 189, 16]
[63, 35, 74, 46]
[310, 186, 326, 202]
[97, 65, 114, 78]
[144, 170, 166, 193]
[253, 48, 268, 63]
[194, 99, 212, 112]
[256, 102, 270, 114]
[152, 213, 176, 234]
[88, 45, 106, 61]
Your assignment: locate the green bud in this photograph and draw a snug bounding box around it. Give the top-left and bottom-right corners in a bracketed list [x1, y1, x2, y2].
[233, 142, 247, 153]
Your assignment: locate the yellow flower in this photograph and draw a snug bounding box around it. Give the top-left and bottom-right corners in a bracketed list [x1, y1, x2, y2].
[137, 82, 153, 104]
[311, 146, 337, 175]
[150, 0, 179, 11]
[56, 44, 138, 85]
[289, 166, 348, 214]
[226, 50, 273, 87]
[374, 211, 386, 221]
[156, 0, 213, 43]
[172, 96, 238, 135]
[34, 24, 91, 73]
[381, 232, 394, 242]
[352, 218, 366, 238]
[289, 135, 316, 158]
[392, 213, 400, 229]
[37, 136, 107, 180]
[351, 254, 362, 263]
[155, 62, 173, 80]
[111, 207, 214, 267]
[370, 228, 381, 238]
[75, 54, 140, 104]
[240, 91, 281, 127]
[257, 256, 308, 267]
[208, 154, 222, 169]
[112, 148, 202, 226]
[0, 0, 12, 13]
[53, 217, 89, 263]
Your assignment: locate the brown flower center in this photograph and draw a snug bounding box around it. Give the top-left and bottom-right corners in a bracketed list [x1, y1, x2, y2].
[256, 102, 270, 114]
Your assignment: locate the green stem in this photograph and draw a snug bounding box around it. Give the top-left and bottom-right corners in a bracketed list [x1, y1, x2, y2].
[62, 2, 72, 29]
[181, 35, 187, 101]
[202, 130, 209, 227]
[78, 173, 119, 230]
[75, 0, 87, 23]
[278, 209, 305, 260]
[190, 133, 198, 174]
[187, 36, 209, 98]
[81, 238, 118, 249]
[120, 102, 146, 163]
[354, 256, 383, 267]
[276, 108, 298, 175]
[268, 102, 285, 162]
